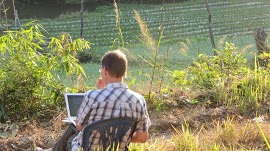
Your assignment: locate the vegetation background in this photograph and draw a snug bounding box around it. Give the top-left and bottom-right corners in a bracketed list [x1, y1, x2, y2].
[0, 0, 270, 150]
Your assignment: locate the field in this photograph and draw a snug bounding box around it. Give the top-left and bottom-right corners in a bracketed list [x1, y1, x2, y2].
[70, 35, 257, 91]
[1, 0, 270, 150]
[16, 0, 270, 47]
[19, 0, 268, 89]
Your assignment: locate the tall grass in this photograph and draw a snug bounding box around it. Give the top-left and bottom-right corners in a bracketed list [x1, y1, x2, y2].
[113, 0, 125, 46]
[134, 10, 162, 102]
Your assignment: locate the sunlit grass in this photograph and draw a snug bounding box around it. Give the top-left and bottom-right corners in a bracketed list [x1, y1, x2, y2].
[127, 116, 270, 151]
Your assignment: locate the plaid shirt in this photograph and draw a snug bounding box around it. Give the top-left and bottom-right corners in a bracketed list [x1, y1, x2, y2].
[71, 82, 151, 151]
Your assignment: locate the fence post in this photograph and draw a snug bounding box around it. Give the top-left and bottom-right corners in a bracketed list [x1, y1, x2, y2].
[254, 28, 269, 67]
[12, 0, 21, 30]
[205, 0, 216, 55]
[0, 2, 1, 21]
[0, 2, 2, 35]
[80, 0, 84, 38]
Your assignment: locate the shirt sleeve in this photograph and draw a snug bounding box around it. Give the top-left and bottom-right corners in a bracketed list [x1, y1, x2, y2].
[76, 91, 94, 126]
[136, 97, 151, 132]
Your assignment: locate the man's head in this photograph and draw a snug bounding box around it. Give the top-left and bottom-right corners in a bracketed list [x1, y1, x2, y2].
[101, 50, 128, 79]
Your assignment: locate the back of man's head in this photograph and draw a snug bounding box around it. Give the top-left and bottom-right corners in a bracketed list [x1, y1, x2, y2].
[101, 50, 127, 78]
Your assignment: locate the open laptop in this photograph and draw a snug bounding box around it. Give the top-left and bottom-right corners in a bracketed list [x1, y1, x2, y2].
[62, 93, 85, 125]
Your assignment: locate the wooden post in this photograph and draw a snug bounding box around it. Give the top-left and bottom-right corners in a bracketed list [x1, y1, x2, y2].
[12, 0, 21, 30]
[254, 28, 269, 67]
[0, 2, 2, 36]
[205, 0, 216, 55]
[80, 0, 84, 38]
[0, 2, 2, 20]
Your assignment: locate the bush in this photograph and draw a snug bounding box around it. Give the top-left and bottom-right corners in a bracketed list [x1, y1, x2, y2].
[173, 42, 248, 90]
[172, 42, 270, 114]
[0, 22, 90, 122]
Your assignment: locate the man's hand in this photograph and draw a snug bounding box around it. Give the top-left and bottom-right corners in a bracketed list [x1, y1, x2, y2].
[130, 131, 148, 143]
[96, 78, 105, 89]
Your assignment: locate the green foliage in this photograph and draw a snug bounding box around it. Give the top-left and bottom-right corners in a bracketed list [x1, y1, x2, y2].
[171, 70, 190, 86]
[0, 22, 90, 122]
[172, 42, 270, 114]
[226, 68, 270, 113]
[174, 42, 248, 89]
[258, 51, 270, 67]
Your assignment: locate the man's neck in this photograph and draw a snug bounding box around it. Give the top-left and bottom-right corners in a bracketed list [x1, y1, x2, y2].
[105, 77, 123, 85]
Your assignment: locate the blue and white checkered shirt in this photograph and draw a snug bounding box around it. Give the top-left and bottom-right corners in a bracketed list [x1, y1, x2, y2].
[72, 82, 151, 151]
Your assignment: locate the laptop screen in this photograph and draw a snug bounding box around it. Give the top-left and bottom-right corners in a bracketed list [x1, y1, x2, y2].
[65, 93, 85, 117]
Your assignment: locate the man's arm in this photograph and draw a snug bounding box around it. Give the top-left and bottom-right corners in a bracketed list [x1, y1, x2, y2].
[130, 131, 148, 143]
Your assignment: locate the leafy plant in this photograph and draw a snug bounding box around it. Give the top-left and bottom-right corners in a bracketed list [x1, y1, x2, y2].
[173, 43, 248, 90]
[0, 22, 90, 122]
[172, 42, 270, 114]
[191, 43, 248, 89]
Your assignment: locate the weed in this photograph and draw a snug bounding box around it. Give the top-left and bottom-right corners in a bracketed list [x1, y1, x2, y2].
[113, 0, 125, 46]
[215, 117, 237, 145]
[172, 124, 201, 151]
[134, 10, 159, 102]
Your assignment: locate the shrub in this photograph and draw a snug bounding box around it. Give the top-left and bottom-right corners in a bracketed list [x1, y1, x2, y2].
[0, 22, 90, 122]
[188, 42, 248, 89]
[173, 42, 248, 90]
[172, 42, 270, 114]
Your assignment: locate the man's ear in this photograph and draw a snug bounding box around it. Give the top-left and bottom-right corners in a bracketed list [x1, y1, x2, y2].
[104, 68, 109, 76]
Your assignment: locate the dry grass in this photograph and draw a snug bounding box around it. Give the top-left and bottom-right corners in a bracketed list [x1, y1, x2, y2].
[0, 107, 270, 151]
[0, 108, 68, 150]
[130, 115, 270, 151]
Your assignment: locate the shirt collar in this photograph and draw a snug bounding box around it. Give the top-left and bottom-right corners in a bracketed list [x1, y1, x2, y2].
[106, 82, 128, 89]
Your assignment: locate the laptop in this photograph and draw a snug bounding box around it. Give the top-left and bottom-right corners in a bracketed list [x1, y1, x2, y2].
[62, 93, 85, 125]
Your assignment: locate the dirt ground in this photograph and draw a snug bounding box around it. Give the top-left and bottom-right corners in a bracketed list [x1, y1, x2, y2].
[0, 105, 269, 151]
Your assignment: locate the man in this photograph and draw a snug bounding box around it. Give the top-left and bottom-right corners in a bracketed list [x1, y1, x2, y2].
[48, 50, 151, 151]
